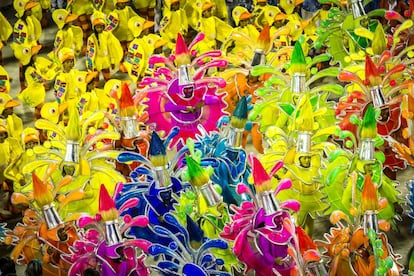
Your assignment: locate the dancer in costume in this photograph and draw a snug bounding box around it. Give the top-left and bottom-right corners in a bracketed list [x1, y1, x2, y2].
[252, 0, 273, 29]
[6, 172, 79, 275]
[262, 5, 288, 40]
[318, 173, 402, 275]
[141, 34, 168, 76]
[175, 154, 240, 272]
[0, 12, 13, 66]
[324, 104, 403, 230]
[221, 154, 321, 276]
[50, 9, 83, 63]
[0, 94, 23, 142]
[273, 92, 332, 235]
[12, 0, 42, 90]
[230, 6, 260, 57]
[78, 71, 100, 115]
[0, 124, 22, 220]
[108, 0, 141, 71]
[248, 41, 340, 136]
[3, 128, 40, 192]
[138, 32, 228, 150]
[24, 104, 125, 217]
[54, 47, 87, 105]
[12, 42, 45, 92]
[65, 184, 151, 275]
[191, 0, 233, 53]
[388, 84, 414, 166]
[132, 0, 156, 22]
[123, 16, 155, 84]
[336, 54, 411, 179]
[66, 0, 94, 55]
[112, 83, 150, 178]
[0, 67, 10, 94]
[86, 10, 123, 86]
[159, 0, 188, 50]
[114, 130, 188, 244]
[14, 42, 55, 121]
[173, 96, 251, 206]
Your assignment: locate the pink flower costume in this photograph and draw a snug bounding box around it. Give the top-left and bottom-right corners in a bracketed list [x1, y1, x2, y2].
[220, 154, 323, 275]
[137, 32, 228, 149]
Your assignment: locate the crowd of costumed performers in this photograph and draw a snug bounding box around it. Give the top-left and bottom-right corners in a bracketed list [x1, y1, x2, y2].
[2, 0, 414, 275]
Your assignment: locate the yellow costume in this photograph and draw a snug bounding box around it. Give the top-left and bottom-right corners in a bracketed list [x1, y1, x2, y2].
[252, 0, 269, 29]
[0, 12, 12, 45]
[24, 50, 48, 89]
[86, 11, 123, 82]
[11, 43, 42, 69]
[229, 6, 260, 59]
[66, 0, 94, 19]
[15, 43, 48, 122]
[0, 125, 22, 172]
[17, 77, 46, 122]
[160, 0, 188, 49]
[4, 128, 41, 192]
[0, 94, 24, 143]
[66, 0, 94, 55]
[143, 34, 168, 76]
[280, 149, 328, 234]
[51, 9, 83, 61]
[12, 43, 53, 107]
[192, 0, 233, 53]
[0, 124, 22, 218]
[97, 79, 121, 112]
[94, 0, 116, 15]
[260, 6, 285, 37]
[110, 0, 140, 43]
[0, 66, 11, 93]
[54, 47, 88, 104]
[13, 0, 43, 90]
[232, 6, 259, 39]
[133, 0, 156, 21]
[263, 93, 334, 235]
[30, 0, 44, 23]
[268, 13, 291, 59]
[62, 106, 124, 216]
[55, 68, 89, 104]
[280, 0, 307, 43]
[39, 101, 69, 141]
[31, 0, 50, 27]
[13, 0, 42, 47]
[31, 101, 62, 144]
[78, 72, 100, 115]
[0, 12, 13, 66]
[211, 0, 228, 21]
[123, 16, 153, 83]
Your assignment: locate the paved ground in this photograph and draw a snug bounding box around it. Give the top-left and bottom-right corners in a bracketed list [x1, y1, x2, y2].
[0, 4, 413, 275]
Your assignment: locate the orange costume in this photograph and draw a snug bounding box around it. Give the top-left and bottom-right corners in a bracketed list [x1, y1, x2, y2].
[222, 73, 266, 153]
